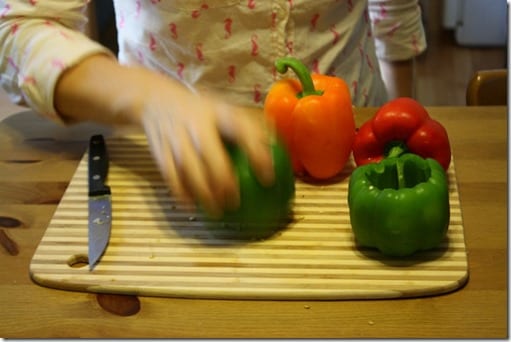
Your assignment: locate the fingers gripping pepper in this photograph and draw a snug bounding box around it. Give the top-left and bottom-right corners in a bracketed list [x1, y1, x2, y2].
[348, 153, 450, 257]
[214, 139, 295, 239]
[352, 97, 451, 170]
[264, 57, 356, 179]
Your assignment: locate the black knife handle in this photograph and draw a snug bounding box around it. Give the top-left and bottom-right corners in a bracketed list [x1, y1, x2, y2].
[88, 134, 111, 197]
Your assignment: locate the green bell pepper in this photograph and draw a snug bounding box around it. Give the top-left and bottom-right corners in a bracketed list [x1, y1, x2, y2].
[347, 153, 450, 257]
[209, 138, 295, 240]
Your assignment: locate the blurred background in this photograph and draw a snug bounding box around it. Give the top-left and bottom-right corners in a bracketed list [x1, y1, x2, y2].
[416, 0, 507, 105]
[0, 0, 507, 111]
[81, 0, 511, 106]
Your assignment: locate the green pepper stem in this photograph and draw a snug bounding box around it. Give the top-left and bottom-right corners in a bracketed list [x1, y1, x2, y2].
[385, 141, 408, 158]
[385, 141, 408, 188]
[396, 158, 406, 189]
[275, 57, 324, 98]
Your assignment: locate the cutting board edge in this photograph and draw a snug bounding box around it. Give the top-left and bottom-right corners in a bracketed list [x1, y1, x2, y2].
[28, 266, 470, 301]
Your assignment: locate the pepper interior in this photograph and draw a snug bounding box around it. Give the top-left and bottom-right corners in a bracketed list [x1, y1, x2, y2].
[366, 156, 431, 190]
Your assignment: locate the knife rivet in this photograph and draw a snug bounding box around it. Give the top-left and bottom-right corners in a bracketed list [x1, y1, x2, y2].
[93, 174, 101, 180]
[93, 155, 101, 161]
[93, 218, 105, 224]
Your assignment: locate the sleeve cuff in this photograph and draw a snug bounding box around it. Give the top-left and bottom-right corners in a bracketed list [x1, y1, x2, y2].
[12, 23, 115, 124]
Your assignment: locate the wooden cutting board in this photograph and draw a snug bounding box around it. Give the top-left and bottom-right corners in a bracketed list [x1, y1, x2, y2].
[30, 135, 469, 300]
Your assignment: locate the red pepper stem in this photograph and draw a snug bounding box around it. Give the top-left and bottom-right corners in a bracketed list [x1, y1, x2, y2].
[275, 57, 324, 98]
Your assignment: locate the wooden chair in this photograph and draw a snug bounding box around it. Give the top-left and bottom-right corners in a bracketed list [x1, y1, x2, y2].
[466, 69, 508, 106]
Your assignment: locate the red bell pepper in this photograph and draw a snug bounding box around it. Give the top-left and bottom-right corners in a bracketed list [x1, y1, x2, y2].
[264, 57, 355, 179]
[352, 97, 451, 170]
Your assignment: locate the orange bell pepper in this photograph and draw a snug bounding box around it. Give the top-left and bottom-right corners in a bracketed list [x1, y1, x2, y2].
[264, 57, 355, 179]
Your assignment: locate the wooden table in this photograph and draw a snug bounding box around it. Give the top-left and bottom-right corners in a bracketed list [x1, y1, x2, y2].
[0, 106, 507, 338]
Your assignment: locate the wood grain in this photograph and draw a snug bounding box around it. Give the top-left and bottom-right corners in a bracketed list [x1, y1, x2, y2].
[1, 107, 506, 338]
[0, 229, 19, 255]
[29, 135, 468, 300]
[96, 293, 141, 316]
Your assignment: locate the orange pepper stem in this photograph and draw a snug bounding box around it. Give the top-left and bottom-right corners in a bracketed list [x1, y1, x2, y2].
[275, 57, 324, 98]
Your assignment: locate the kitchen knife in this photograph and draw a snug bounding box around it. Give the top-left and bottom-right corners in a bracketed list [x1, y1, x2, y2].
[88, 134, 112, 271]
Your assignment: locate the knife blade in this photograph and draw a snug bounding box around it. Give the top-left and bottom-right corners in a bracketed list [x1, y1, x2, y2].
[88, 134, 112, 271]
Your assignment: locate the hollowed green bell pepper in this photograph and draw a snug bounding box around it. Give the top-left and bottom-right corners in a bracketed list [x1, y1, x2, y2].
[347, 153, 450, 257]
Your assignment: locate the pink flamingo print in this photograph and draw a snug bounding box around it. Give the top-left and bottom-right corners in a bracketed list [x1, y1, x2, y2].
[351, 80, 358, 96]
[251, 34, 259, 56]
[358, 44, 364, 58]
[118, 13, 125, 29]
[310, 13, 320, 31]
[224, 18, 232, 38]
[311, 59, 320, 74]
[379, 3, 388, 18]
[411, 34, 419, 54]
[135, 0, 141, 18]
[365, 10, 373, 38]
[51, 58, 66, 71]
[7, 57, 19, 72]
[347, 0, 353, 12]
[196, 44, 204, 61]
[387, 22, 400, 37]
[177, 63, 185, 79]
[0, 4, 11, 18]
[22, 75, 36, 85]
[58, 29, 72, 40]
[330, 25, 340, 45]
[169, 23, 178, 39]
[362, 88, 369, 106]
[228, 65, 236, 83]
[253, 84, 262, 103]
[136, 50, 144, 63]
[372, 3, 388, 26]
[271, 12, 277, 29]
[149, 33, 157, 51]
[10, 23, 18, 35]
[192, 3, 209, 19]
[286, 40, 293, 54]
[365, 54, 374, 73]
[8, 55, 36, 87]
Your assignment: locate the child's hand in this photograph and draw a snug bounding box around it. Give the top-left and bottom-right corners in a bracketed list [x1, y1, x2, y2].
[54, 55, 274, 217]
[138, 82, 275, 217]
